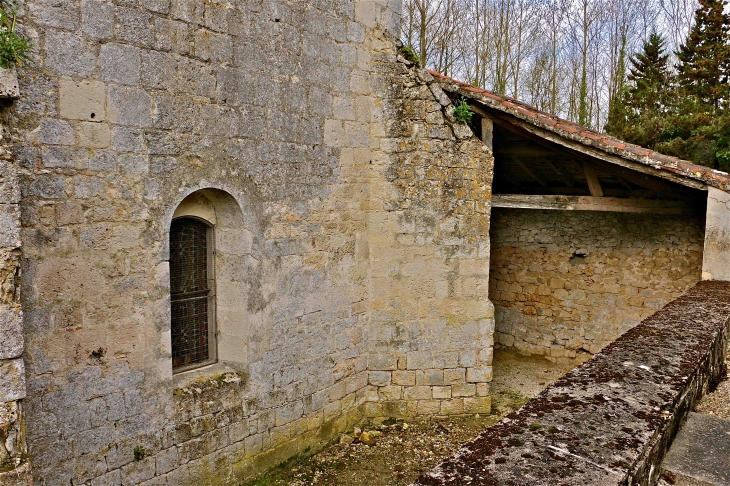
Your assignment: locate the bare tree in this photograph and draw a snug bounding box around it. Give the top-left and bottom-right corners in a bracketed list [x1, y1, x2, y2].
[659, 0, 699, 52]
[401, 0, 700, 130]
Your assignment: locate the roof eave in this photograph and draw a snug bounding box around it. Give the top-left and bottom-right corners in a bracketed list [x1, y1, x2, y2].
[430, 70, 730, 193]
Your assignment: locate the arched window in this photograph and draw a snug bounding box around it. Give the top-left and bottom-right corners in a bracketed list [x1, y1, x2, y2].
[166, 188, 253, 376]
[169, 217, 216, 372]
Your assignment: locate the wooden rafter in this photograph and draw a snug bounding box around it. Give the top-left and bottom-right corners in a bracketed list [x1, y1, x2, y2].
[615, 176, 634, 190]
[592, 160, 687, 196]
[512, 158, 547, 187]
[501, 171, 522, 187]
[485, 110, 707, 191]
[544, 159, 575, 187]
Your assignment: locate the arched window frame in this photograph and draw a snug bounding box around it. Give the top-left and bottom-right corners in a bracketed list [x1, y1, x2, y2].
[165, 188, 255, 381]
[169, 215, 217, 373]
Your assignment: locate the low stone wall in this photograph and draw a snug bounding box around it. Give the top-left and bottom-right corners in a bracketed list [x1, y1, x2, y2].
[490, 208, 704, 360]
[413, 280, 730, 486]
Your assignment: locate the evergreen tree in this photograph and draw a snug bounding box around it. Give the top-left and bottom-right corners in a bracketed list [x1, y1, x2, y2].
[675, 0, 730, 110]
[658, 0, 730, 170]
[605, 33, 672, 150]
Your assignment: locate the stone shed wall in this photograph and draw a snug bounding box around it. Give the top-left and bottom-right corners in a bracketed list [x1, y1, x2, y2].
[13, 0, 401, 483]
[489, 208, 705, 360]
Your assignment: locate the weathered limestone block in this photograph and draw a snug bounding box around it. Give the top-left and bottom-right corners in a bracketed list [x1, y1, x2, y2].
[391, 370, 415, 386]
[368, 371, 391, 387]
[0, 307, 23, 359]
[58, 78, 106, 121]
[0, 359, 26, 401]
[0, 67, 19, 99]
[0, 207, 21, 248]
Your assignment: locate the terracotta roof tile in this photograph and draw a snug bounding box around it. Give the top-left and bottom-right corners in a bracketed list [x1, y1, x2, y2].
[515, 106, 536, 118]
[579, 131, 603, 141]
[461, 86, 483, 93]
[427, 69, 730, 190]
[626, 145, 652, 157]
[560, 124, 581, 134]
[602, 138, 627, 150]
[535, 114, 559, 127]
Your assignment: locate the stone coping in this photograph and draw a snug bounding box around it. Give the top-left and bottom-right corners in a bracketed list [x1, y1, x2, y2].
[412, 280, 730, 486]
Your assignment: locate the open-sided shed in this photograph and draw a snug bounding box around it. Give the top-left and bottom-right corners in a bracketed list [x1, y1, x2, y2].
[431, 70, 730, 362]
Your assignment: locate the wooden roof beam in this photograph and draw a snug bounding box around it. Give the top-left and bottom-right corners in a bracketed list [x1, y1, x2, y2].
[544, 159, 575, 188]
[592, 160, 688, 196]
[615, 176, 634, 190]
[492, 194, 698, 215]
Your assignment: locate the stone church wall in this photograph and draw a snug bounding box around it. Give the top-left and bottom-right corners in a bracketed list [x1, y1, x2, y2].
[10, 0, 495, 482]
[489, 208, 705, 360]
[13, 0, 403, 483]
[6, 0, 711, 474]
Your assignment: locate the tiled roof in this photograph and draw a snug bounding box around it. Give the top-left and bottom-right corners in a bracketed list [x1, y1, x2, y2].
[429, 70, 730, 192]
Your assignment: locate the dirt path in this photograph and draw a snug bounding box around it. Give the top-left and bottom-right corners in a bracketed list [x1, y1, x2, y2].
[249, 349, 578, 486]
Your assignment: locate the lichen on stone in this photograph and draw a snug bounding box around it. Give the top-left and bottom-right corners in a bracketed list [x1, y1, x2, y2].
[173, 371, 248, 397]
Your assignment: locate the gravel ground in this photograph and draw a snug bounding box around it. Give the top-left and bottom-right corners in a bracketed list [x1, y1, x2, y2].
[248, 349, 578, 486]
[694, 344, 730, 420]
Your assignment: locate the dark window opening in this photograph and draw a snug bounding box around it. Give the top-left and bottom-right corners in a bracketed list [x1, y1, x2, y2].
[170, 217, 214, 371]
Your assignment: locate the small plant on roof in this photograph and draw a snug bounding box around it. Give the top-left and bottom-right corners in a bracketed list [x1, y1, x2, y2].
[399, 44, 421, 66]
[0, 1, 32, 69]
[453, 97, 474, 124]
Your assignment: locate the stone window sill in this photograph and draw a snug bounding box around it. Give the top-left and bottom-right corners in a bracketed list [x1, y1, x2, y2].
[172, 361, 248, 395]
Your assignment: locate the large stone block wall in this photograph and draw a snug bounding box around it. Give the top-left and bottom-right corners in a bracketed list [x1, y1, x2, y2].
[13, 0, 403, 483]
[364, 57, 494, 419]
[489, 208, 704, 360]
[0, 106, 33, 485]
[10, 0, 496, 482]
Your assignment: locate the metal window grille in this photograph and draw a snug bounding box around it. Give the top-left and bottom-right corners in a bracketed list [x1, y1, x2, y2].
[170, 218, 211, 370]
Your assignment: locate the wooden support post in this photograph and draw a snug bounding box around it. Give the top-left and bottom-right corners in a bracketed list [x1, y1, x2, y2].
[582, 162, 603, 197]
[481, 115, 493, 150]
